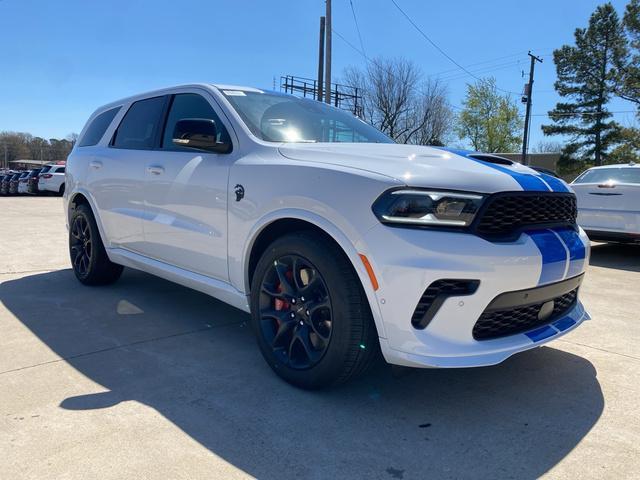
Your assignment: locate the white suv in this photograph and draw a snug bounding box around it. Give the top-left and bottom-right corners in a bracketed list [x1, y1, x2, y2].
[65, 84, 590, 388]
[38, 163, 66, 195]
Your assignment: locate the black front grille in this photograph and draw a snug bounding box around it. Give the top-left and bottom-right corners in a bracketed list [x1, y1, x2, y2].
[475, 193, 577, 238]
[473, 288, 578, 340]
[412, 279, 479, 329]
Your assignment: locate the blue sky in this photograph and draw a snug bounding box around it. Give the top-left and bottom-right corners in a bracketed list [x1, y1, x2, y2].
[0, 0, 636, 149]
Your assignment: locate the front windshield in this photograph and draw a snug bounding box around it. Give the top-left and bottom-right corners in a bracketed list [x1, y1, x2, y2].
[573, 167, 640, 184]
[220, 89, 393, 144]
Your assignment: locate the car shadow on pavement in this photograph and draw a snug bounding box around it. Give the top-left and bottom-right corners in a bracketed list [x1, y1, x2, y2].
[589, 242, 640, 272]
[0, 268, 604, 480]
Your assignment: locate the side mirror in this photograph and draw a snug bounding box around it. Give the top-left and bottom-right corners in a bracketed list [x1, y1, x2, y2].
[172, 118, 231, 153]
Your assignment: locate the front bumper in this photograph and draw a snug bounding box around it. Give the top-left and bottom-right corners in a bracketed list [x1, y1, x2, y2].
[359, 223, 591, 368]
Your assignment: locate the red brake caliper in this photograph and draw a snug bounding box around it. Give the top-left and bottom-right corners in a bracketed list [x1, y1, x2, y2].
[273, 270, 293, 322]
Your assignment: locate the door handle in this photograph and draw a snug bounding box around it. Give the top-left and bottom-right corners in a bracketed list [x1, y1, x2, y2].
[89, 160, 102, 169]
[147, 166, 165, 175]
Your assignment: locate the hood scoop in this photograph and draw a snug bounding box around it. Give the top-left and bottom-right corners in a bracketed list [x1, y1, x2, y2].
[467, 154, 514, 166]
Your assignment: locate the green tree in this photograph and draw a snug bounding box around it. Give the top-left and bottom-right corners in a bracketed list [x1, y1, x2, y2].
[615, 0, 640, 112]
[608, 126, 640, 163]
[542, 3, 627, 166]
[455, 78, 522, 152]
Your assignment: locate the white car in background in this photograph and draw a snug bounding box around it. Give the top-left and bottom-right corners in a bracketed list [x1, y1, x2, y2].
[38, 163, 66, 195]
[572, 162, 640, 244]
[17, 171, 30, 194]
[64, 84, 590, 389]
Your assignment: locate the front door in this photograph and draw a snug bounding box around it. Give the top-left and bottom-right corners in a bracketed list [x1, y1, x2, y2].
[140, 91, 233, 281]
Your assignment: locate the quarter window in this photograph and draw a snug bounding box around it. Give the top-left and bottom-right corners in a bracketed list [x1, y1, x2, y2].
[112, 96, 166, 150]
[79, 107, 121, 147]
[162, 93, 230, 150]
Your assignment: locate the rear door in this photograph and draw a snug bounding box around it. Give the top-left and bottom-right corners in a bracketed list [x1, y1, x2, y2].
[139, 90, 234, 281]
[572, 167, 640, 233]
[86, 96, 168, 252]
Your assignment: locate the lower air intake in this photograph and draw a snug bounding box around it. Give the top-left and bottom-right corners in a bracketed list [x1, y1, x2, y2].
[412, 279, 480, 329]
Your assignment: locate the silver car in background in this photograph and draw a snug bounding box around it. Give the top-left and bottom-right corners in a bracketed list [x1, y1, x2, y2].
[572, 162, 640, 243]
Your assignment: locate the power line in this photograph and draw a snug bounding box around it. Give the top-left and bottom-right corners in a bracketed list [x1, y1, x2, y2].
[389, 0, 521, 95]
[437, 59, 525, 82]
[428, 52, 529, 78]
[348, 0, 366, 58]
[531, 110, 637, 117]
[332, 29, 638, 120]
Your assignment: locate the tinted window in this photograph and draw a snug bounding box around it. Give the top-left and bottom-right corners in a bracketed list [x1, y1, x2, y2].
[222, 90, 392, 144]
[112, 96, 166, 150]
[56, 167, 66, 173]
[574, 167, 640, 184]
[162, 93, 230, 150]
[40, 166, 51, 174]
[79, 107, 121, 147]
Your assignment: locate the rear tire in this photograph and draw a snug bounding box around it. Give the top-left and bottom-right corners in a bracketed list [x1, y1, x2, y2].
[69, 204, 123, 285]
[250, 231, 379, 389]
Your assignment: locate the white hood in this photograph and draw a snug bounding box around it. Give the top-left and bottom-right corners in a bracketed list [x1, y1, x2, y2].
[278, 143, 548, 194]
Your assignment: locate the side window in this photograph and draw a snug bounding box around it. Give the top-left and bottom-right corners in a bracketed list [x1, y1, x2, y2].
[112, 96, 166, 150]
[162, 93, 230, 150]
[57, 167, 66, 174]
[79, 107, 121, 147]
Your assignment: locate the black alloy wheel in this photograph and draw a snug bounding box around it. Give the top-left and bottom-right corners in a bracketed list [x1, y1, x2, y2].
[259, 255, 333, 369]
[68, 203, 123, 285]
[250, 231, 379, 389]
[70, 214, 92, 278]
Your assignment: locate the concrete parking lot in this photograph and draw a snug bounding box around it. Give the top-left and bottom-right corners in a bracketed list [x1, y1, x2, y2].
[1, 197, 639, 480]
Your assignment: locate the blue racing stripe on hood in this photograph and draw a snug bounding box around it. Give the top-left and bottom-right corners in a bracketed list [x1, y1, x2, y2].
[538, 172, 571, 193]
[553, 228, 586, 278]
[528, 230, 567, 285]
[436, 148, 557, 192]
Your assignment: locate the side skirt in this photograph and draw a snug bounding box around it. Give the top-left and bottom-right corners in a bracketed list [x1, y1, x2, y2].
[108, 248, 251, 313]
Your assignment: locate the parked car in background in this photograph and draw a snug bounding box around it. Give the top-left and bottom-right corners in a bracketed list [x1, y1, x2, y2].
[17, 171, 32, 194]
[572, 162, 640, 243]
[9, 172, 27, 195]
[65, 84, 590, 389]
[0, 173, 13, 195]
[26, 168, 42, 194]
[38, 164, 66, 195]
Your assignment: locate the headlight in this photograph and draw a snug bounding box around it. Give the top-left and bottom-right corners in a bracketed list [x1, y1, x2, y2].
[372, 189, 485, 227]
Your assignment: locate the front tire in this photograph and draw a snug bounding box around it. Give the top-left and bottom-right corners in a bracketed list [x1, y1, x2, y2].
[69, 204, 123, 285]
[250, 232, 378, 389]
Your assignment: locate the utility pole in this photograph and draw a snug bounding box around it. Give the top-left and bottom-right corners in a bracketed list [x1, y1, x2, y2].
[324, 0, 332, 104]
[317, 16, 325, 102]
[521, 51, 543, 165]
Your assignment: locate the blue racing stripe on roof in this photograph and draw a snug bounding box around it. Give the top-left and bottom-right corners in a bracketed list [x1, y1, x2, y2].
[553, 228, 586, 278]
[528, 229, 567, 285]
[435, 147, 556, 192]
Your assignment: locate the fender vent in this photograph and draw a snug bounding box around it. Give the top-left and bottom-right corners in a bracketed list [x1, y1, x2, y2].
[412, 279, 480, 329]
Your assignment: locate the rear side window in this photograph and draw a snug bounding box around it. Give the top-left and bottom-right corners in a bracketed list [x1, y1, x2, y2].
[112, 96, 166, 150]
[162, 93, 230, 150]
[79, 107, 121, 147]
[40, 166, 51, 174]
[54, 167, 66, 173]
